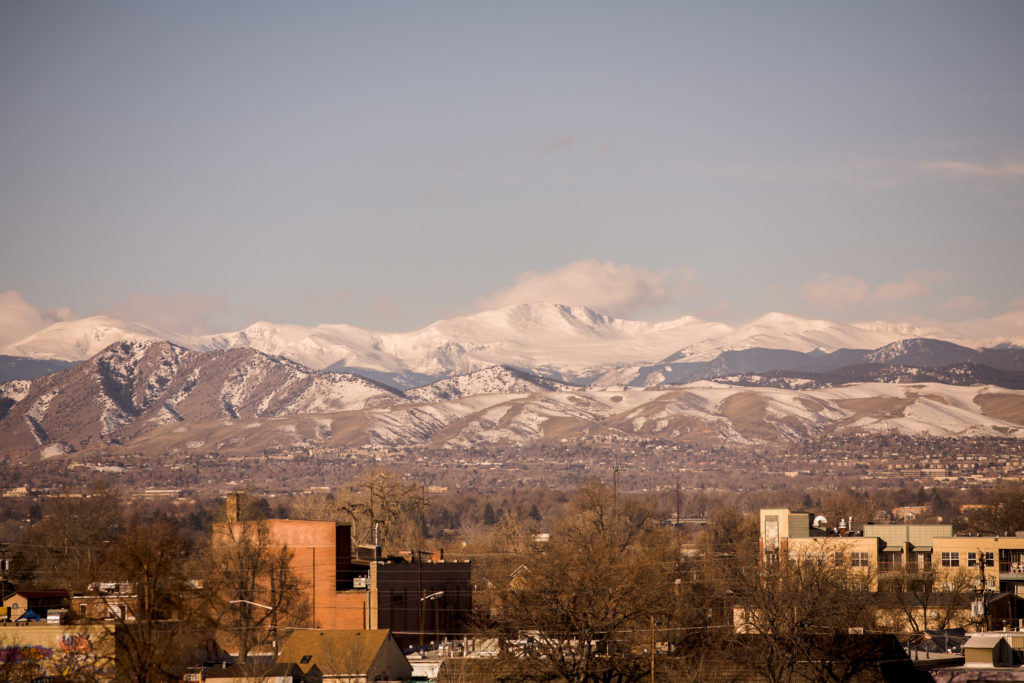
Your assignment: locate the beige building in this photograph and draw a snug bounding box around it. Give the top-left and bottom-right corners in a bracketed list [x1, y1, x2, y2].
[761, 508, 1024, 595]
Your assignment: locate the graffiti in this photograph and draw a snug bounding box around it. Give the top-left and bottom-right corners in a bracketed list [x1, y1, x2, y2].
[0, 644, 54, 663]
[59, 632, 93, 654]
[1, 635, 100, 679]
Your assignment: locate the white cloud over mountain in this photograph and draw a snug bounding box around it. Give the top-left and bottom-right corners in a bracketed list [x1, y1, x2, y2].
[802, 270, 953, 310]
[477, 260, 697, 318]
[0, 290, 77, 346]
[101, 292, 231, 336]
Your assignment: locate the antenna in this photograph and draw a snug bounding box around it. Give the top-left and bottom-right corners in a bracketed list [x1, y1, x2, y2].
[613, 461, 621, 518]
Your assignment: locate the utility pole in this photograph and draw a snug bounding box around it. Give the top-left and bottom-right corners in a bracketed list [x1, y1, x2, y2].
[613, 463, 620, 518]
[0, 542, 9, 619]
[978, 548, 990, 631]
[675, 479, 681, 527]
[650, 616, 655, 683]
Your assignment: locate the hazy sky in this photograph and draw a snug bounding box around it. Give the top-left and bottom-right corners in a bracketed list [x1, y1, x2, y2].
[2, 1, 1022, 340]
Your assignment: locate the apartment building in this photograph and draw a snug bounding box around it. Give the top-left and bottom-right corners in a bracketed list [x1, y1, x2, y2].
[760, 508, 1024, 594]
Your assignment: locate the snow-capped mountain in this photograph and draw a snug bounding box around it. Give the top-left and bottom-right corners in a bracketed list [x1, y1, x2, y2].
[405, 365, 575, 402]
[0, 339, 402, 457]
[2, 303, 1021, 390]
[0, 315, 177, 361]
[660, 312, 935, 364]
[2, 339, 1024, 459]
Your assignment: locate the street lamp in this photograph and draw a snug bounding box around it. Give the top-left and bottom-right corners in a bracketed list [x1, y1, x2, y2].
[229, 599, 275, 611]
[419, 591, 445, 647]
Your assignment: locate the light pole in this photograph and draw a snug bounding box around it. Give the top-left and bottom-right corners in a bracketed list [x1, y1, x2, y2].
[419, 591, 444, 647]
[229, 599, 278, 660]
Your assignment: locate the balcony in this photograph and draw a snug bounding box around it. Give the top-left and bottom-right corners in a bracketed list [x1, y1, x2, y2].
[999, 561, 1024, 576]
[878, 561, 931, 574]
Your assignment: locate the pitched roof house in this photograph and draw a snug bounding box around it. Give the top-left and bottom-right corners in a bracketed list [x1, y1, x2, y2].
[278, 629, 411, 682]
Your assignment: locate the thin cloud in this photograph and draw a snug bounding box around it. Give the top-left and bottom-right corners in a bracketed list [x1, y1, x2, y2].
[478, 260, 698, 318]
[922, 158, 1024, 178]
[875, 270, 949, 301]
[0, 290, 78, 346]
[801, 274, 871, 307]
[103, 292, 229, 335]
[839, 154, 1024, 190]
[804, 271, 952, 309]
[536, 136, 580, 154]
[940, 294, 988, 316]
[371, 295, 399, 320]
[419, 187, 453, 203]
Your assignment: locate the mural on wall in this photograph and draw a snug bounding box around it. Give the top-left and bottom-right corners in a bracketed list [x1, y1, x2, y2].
[0, 633, 101, 679]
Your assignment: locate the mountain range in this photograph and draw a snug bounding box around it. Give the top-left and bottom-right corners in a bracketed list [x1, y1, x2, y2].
[1, 335, 1023, 460]
[3, 303, 1023, 389]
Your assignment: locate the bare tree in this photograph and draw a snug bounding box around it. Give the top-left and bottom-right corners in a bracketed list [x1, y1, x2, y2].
[728, 545, 881, 683]
[482, 482, 677, 682]
[967, 483, 1024, 536]
[878, 564, 976, 633]
[289, 468, 425, 555]
[207, 517, 308, 662]
[95, 513, 208, 682]
[15, 486, 121, 591]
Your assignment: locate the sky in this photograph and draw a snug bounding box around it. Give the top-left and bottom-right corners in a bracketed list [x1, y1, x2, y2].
[1, 1, 1023, 344]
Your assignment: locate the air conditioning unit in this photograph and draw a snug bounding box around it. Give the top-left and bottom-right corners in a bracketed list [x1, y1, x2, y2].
[353, 576, 368, 588]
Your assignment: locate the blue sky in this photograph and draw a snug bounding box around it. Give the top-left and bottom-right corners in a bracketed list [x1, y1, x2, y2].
[1, 1, 1022, 341]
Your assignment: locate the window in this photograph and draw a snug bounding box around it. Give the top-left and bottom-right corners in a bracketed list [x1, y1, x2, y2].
[967, 552, 994, 567]
[851, 552, 869, 567]
[941, 551, 960, 567]
[300, 655, 312, 664]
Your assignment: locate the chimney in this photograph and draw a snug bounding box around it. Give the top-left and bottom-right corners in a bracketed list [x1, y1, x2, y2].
[225, 492, 240, 523]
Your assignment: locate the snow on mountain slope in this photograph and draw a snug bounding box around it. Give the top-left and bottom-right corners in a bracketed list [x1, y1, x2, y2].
[0, 339, 404, 456]
[6, 359, 1023, 456]
[372, 304, 734, 382]
[4, 304, 1021, 392]
[363, 382, 1024, 448]
[0, 315, 177, 361]
[665, 312, 924, 363]
[197, 304, 737, 385]
[194, 321, 403, 377]
[862, 338, 977, 366]
[405, 365, 576, 402]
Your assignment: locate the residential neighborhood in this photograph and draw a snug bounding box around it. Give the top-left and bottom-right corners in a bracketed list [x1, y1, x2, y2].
[4, 485, 1024, 681]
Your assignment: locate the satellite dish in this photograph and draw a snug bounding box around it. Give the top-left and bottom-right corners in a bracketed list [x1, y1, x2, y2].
[813, 515, 828, 529]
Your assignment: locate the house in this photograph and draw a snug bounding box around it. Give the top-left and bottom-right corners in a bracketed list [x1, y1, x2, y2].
[206, 661, 323, 683]
[278, 629, 412, 682]
[2, 589, 70, 621]
[962, 633, 1015, 667]
[71, 582, 138, 622]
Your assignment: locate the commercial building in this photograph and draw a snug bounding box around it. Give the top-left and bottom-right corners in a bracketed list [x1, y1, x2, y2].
[760, 508, 1024, 595]
[214, 497, 472, 646]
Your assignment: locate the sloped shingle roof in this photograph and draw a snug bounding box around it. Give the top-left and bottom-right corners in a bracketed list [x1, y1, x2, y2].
[279, 629, 394, 676]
